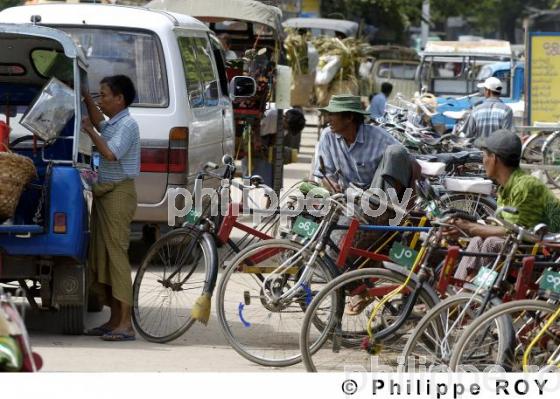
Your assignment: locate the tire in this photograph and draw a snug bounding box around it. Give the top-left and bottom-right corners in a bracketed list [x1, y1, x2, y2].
[543, 132, 560, 189]
[522, 132, 546, 164]
[216, 239, 338, 367]
[132, 225, 216, 343]
[300, 267, 438, 372]
[61, 304, 85, 335]
[54, 263, 86, 335]
[401, 293, 511, 371]
[449, 299, 558, 371]
[440, 192, 496, 220]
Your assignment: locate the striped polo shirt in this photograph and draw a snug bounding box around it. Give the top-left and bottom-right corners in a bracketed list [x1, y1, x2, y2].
[98, 108, 140, 183]
[463, 97, 513, 139]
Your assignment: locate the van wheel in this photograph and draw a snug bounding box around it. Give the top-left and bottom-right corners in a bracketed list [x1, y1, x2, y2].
[61, 304, 85, 335]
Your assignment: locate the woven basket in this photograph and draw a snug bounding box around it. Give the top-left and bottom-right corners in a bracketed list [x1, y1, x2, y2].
[0, 144, 37, 222]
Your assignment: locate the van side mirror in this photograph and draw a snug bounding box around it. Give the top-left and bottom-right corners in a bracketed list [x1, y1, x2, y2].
[229, 76, 256, 99]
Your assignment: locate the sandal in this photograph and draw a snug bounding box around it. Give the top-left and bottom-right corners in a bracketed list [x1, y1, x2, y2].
[345, 294, 374, 316]
[84, 325, 112, 336]
[100, 331, 136, 342]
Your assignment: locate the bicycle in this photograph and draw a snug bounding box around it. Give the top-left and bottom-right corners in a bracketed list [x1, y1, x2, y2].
[297, 181, 544, 372]
[400, 209, 560, 371]
[449, 298, 560, 372]
[215, 183, 439, 367]
[449, 240, 560, 372]
[132, 156, 280, 343]
[518, 124, 560, 188]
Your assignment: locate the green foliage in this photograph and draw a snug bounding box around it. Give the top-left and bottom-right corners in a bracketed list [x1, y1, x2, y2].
[284, 29, 310, 74]
[0, 0, 21, 12]
[321, 0, 558, 43]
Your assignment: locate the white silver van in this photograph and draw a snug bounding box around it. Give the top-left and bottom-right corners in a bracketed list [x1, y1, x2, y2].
[0, 4, 235, 225]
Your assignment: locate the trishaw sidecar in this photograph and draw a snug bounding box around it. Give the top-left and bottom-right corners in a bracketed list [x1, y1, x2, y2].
[0, 23, 91, 334]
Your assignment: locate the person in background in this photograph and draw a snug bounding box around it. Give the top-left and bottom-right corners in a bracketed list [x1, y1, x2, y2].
[369, 82, 393, 120]
[463, 77, 513, 139]
[218, 33, 237, 61]
[81, 75, 140, 342]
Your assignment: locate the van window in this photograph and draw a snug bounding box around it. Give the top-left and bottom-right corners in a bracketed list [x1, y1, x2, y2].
[58, 27, 168, 107]
[31, 50, 73, 81]
[178, 36, 219, 108]
[377, 62, 417, 80]
[209, 34, 229, 96]
[390, 63, 417, 80]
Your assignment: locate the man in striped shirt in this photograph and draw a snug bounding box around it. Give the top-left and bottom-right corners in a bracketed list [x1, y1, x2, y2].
[463, 77, 513, 139]
[82, 75, 140, 341]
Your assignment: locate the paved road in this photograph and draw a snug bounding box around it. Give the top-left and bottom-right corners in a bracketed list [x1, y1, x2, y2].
[23, 113, 320, 372]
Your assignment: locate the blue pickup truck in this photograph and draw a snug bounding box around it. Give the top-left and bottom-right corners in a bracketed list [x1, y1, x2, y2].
[0, 23, 91, 334]
[417, 40, 524, 131]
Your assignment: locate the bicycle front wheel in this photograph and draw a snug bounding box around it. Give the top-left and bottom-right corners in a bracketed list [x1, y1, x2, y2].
[300, 267, 438, 372]
[401, 293, 511, 371]
[132, 226, 216, 343]
[450, 299, 558, 371]
[216, 239, 338, 367]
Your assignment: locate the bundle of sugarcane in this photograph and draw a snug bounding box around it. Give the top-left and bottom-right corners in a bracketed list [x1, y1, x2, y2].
[312, 37, 376, 102]
[312, 37, 375, 84]
[283, 29, 310, 75]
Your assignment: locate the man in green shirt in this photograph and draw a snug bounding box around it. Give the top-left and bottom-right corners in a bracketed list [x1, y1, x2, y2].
[449, 130, 560, 279]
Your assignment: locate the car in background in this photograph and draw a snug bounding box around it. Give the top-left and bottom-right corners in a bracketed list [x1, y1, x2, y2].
[0, 4, 236, 235]
[283, 17, 358, 39]
[417, 40, 524, 130]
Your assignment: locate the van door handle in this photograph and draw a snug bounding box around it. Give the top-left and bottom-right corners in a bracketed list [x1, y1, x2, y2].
[222, 108, 226, 117]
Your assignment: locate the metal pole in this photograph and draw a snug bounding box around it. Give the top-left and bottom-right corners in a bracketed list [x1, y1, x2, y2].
[273, 109, 284, 195]
[421, 0, 430, 49]
[523, 16, 531, 126]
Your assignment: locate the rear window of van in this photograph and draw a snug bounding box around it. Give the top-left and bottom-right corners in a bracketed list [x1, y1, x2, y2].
[57, 27, 168, 107]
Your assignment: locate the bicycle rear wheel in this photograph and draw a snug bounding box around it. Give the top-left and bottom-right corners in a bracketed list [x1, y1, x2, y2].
[401, 293, 511, 371]
[216, 239, 338, 367]
[450, 299, 558, 371]
[440, 193, 496, 220]
[543, 132, 560, 188]
[522, 132, 545, 164]
[300, 267, 438, 372]
[132, 226, 216, 343]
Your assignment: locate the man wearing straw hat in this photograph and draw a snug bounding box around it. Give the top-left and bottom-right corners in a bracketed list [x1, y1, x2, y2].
[313, 95, 401, 192]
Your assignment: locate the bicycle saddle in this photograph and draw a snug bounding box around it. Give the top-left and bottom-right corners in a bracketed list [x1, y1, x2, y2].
[250, 175, 264, 186]
[424, 151, 482, 166]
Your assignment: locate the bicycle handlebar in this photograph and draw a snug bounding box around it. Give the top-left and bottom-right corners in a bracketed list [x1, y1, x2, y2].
[203, 162, 219, 171]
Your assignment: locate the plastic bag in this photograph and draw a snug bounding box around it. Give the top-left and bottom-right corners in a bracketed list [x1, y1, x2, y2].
[315, 55, 341, 85]
[359, 60, 373, 80]
[20, 77, 75, 142]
